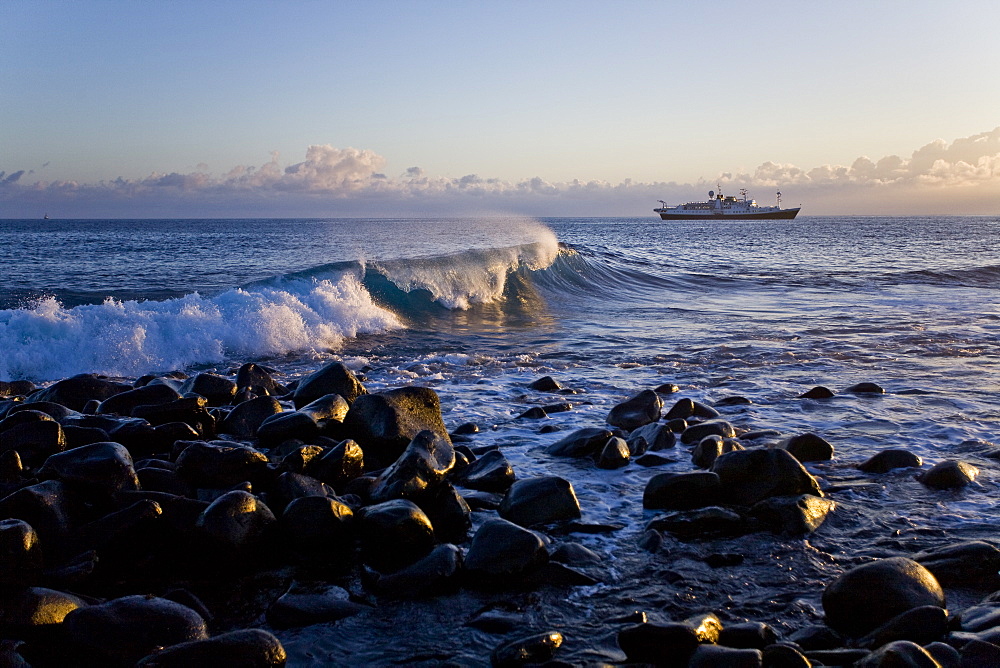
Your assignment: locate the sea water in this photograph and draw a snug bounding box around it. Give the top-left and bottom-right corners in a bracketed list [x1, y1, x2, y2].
[2, 215, 1000, 663]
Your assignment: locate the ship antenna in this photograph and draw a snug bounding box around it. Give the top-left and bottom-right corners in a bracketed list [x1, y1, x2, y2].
[776, 191, 782, 207]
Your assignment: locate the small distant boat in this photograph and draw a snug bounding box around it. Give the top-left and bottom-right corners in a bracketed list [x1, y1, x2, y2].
[43, 213, 50, 220]
[654, 186, 800, 220]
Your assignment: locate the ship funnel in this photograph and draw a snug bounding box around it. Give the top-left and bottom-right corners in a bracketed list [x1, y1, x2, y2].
[708, 190, 714, 198]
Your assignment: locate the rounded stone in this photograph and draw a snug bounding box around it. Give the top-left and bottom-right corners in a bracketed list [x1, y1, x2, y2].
[498, 476, 581, 527]
[822, 557, 945, 637]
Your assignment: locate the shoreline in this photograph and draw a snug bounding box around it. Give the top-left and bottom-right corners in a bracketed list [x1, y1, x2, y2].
[2, 359, 999, 666]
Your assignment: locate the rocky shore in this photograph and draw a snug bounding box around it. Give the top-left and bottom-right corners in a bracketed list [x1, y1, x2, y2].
[1, 362, 999, 667]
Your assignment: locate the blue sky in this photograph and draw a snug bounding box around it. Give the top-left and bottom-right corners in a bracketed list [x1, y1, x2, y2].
[2, 0, 999, 217]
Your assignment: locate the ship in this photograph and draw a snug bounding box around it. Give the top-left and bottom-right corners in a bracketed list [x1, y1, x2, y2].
[654, 187, 800, 220]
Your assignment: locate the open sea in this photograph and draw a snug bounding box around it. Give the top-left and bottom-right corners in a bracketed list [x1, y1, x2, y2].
[2, 215, 1000, 664]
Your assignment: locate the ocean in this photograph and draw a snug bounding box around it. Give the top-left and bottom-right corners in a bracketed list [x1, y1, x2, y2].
[2, 215, 1000, 664]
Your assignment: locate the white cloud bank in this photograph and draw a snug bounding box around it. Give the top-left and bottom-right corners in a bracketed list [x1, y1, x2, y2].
[3, 128, 999, 217]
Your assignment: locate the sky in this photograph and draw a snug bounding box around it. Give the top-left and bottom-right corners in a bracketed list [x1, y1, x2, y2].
[2, 0, 1000, 218]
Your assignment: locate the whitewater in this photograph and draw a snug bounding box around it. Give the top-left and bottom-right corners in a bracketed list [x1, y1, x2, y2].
[2, 214, 1000, 664]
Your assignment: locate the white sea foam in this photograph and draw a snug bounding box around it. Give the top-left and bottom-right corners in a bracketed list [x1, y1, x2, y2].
[0, 273, 402, 382]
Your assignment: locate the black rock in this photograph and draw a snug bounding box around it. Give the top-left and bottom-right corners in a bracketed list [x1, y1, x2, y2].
[688, 645, 763, 667]
[416, 482, 472, 544]
[529, 376, 562, 392]
[854, 640, 940, 667]
[859, 449, 923, 473]
[96, 383, 182, 416]
[234, 363, 284, 397]
[309, 439, 365, 490]
[268, 471, 337, 514]
[0, 586, 88, 639]
[918, 460, 978, 489]
[711, 448, 823, 506]
[292, 361, 366, 408]
[38, 441, 139, 502]
[265, 586, 366, 629]
[63, 595, 208, 666]
[372, 543, 463, 598]
[643, 471, 721, 511]
[0, 480, 76, 547]
[219, 396, 282, 439]
[717, 622, 777, 650]
[845, 382, 885, 394]
[357, 498, 436, 573]
[798, 386, 835, 399]
[691, 435, 743, 469]
[627, 421, 676, 452]
[516, 406, 547, 420]
[131, 397, 215, 437]
[175, 441, 269, 489]
[27, 374, 130, 412]
[911, 541, 1000, 587]
[681, 420, 737, 445]
[135, 628, 286, 667]
[498, 476, 582, 527]
[544, 427, 613, 457]
[779, 432, 834, 462]
[595, 436, 630, 469]
[369, 430, 456, 503]
[750, 494, 836, 535]
[281, 495, 354, 565]
[0, 418, 66, 467]
[606, 390, 662, 430]
[857, 604, 948, 649]
[822, 557, 945, 637]
[464, 517, 548, 580]
[617, 622, 700, 666]
[256, 410, 319, 447]
[761, 643, 811, 668]
[453, 449, 515, 493]
[646, 506, 747, 539]
[0, 518, 43, 585]
[195, 490, 277, 553]
[343, 386, 451, 469]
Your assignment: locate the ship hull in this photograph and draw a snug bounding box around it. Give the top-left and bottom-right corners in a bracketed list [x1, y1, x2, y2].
[656, 207, 800, 220]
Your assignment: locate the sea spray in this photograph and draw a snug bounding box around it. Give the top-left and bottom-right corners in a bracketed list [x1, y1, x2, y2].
[0, 273, 401, 381]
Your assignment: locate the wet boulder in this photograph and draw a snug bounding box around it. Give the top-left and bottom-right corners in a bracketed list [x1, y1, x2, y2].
[343, 386, 451, 468]
[822, 557, 945, 637]
[529, 376, 561, 392]
[27, 374, 130, 412]
[0, 519, 43, 585]
[911, 540, 1000, 587]
[617, 622, 701, 666]
[779, 433, 834, 462]
[292, 361, 366, 408]
[751, 494, 836, 535]
[646, 506, 746, 539]
[256, 410, 319, 447]
[131, 397, 215, 437]
[175, 372, 238, 406]
[266, 585, 367, 629]
[38, 441, 139, 502]
[96, 383, 182, 416]
[691, 435, 743, 469]
[711, 448, 823, 506]
[268, 472, 337, 514]
[628, 421, 676, 452]
[0, 480, 76, 546]
[369, 430, 455, 503]
[544, 427, 613, 457]
[416, 482, 472, 544]
[464, 517, 548, 580]
[918, 460, 978, 489]
[63, 595, 208, 666]
[281, 495, 354, 564]
[309, 439, 365, 489]
[845, 382, 885, 394]
[219, 396, 282, 439]
[799, 385, 835, 399]
[195, 490, 277, 553]
[606, 390, 662, 430]
[854, 640, 940, 667]
[681, 420, 737, 445]
[857, 605, 948, 650]
[0, 416, 66, 467]
[0, 586, 88, 638]
[371, 543, 463, 598]
[135, 628, 286, 667]
[175, 441, 269, 489]
[298, 393, 350, 426]
[643, 471, 721, 510]
[452, 448, 515, 493]
[859, 449, 923, 473]
[717, 622, 778, 650]
[498, 476, 582, 527]
[235, 363, 284, 397]
[357, 499, 436, 573]
[596, 436, 630, 469]
[665, 397, 696, 420]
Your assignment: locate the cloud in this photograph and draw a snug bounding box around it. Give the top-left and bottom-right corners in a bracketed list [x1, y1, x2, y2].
[2, 129, 999, 217]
